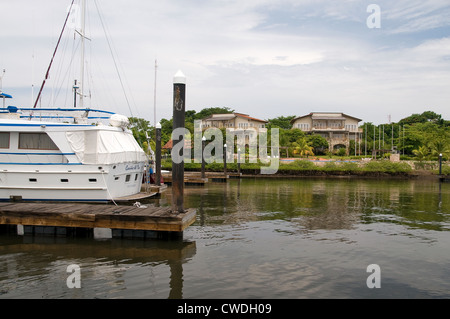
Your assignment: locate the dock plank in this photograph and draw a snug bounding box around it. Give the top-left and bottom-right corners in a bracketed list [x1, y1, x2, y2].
[0, 202, 196, 233]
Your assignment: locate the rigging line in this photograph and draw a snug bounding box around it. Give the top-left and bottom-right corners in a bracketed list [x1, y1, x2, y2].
[93, 0, 151, 161]
[101, 170, 118, 206]
[51, 30, 77, 107]
[93, 0, 133, 117]
[33, 0, 76, 108]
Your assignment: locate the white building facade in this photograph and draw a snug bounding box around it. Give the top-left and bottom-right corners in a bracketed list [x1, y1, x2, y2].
[291, 112, 363, 154]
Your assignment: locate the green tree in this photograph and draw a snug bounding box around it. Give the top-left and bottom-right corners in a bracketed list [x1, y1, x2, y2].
[128, 117, 151, 148]
[307, 134, 328, 155]
[294, 137, 314, 158]
[159, 118, 173, 146]
[193, 107, 234, 121]
[413, 145, 429, 161]
[429, 138, 450, 160]
[266, 115, 295, 130]
[281, 129, 305, 144]
[399, 110, 443, 126]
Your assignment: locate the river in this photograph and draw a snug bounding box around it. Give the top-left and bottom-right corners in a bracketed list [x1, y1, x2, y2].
[0, 177, 449, 299]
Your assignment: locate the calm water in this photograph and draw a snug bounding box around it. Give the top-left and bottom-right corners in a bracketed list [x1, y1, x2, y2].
[1, 177, 450, 299]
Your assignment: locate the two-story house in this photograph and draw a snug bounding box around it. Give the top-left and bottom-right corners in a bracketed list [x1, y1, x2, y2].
[290, 112, 363, 153]
[201, 112, 267, 132]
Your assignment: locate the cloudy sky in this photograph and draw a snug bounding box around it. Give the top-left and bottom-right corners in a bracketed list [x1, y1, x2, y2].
[1, 0, 450, 125]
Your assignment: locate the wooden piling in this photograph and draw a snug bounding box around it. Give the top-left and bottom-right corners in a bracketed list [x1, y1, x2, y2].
[172, 70, 186, 214]
[156, 122, 162, 186]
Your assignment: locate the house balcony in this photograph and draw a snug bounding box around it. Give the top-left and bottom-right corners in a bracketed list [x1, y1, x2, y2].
[311, 127, 363, 133]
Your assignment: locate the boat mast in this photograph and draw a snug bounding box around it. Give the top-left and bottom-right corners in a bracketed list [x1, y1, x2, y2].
[79, 0, 86, 109]
[33, 0, 75, 108]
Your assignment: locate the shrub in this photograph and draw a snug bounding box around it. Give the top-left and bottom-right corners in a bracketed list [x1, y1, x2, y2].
[323, 162, 339, 171]
[363, 161, 412, 173]
[339, 162, 360, 172]
[289, 160, 317, 170]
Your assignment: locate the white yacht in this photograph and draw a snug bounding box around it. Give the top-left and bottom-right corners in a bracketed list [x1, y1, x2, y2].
[0, 1, 150, 202]
[0, 103, 148, 202]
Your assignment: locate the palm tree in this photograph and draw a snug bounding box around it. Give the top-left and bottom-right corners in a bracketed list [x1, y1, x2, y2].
[413, 145, 429, 161]
[429, 139, 450, 160]
[294, 138, 314, 158]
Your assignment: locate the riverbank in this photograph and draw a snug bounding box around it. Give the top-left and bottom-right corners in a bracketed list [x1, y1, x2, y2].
[161, 158, 449, 180]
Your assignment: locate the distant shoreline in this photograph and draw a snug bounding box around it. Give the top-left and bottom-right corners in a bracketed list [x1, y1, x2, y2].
[178, 168, 445, 181]
[161, 158, 449, 180]
[234, 171, 440, 180]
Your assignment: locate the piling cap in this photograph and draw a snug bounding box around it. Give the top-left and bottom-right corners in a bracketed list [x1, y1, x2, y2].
[173, 70, 186, 84]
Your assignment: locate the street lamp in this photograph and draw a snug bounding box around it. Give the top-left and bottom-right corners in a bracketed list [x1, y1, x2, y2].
[155, 122, 162, 186]
[238, 147, 241, 175]
[201, 136, 206, 179]
[223, 143, 227, 175]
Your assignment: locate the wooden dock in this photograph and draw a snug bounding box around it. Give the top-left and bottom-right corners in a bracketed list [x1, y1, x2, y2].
[440, 176, 450, 183]
[113, 191, 158, 203]
[141, 183, 168, 194]
[0, 202, 196, 238]
[162, 173, 208, 186]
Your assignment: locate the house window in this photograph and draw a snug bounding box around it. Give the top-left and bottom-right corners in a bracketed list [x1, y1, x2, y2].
[19, 133, 58, 150]
[0, 132, 10, 148]
[297, 123, 309, 131]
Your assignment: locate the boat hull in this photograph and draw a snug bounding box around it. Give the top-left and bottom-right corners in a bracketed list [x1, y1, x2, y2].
[0, 162, 146, 202]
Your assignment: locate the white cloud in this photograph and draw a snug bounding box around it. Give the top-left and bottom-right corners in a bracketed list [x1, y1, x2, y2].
[382, 0, 450, 34]
[1, 0, 450, 125]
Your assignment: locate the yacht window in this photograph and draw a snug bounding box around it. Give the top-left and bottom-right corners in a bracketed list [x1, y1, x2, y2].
[61, 179, 69, 183]
[125, 174, 131, 182]
[89, 178, 97, 183]
[0, 132, 10, 148]
[29, 178, 37, 182]
[19, 133, 58, 150]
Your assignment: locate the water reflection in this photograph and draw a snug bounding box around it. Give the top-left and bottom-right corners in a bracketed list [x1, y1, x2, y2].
[178, 178, 450, 233]
[0, 235, 196, 298]
[1, 177, 449, 299]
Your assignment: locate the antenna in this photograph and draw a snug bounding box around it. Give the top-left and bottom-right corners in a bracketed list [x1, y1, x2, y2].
[154, 59, 157, 130]
[0, 69, 5, 91]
